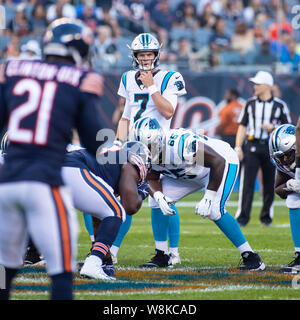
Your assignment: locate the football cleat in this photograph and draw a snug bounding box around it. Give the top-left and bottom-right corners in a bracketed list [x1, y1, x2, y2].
[239, 251, 265, 271]
[139, 249, 171, 268]
[24, 245, 45, 266]
[169, 252, 181, 266]
[102, 254, 116, 278]
[80, 255, 116, 280]
[280, 252, 300, 274]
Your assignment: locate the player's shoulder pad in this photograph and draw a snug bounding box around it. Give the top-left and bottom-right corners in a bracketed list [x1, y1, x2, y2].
[80, 71, 103, 96]
[168, 71, 185, 91]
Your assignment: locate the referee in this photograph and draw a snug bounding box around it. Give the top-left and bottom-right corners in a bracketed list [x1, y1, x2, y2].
[234, 71, 291, 227]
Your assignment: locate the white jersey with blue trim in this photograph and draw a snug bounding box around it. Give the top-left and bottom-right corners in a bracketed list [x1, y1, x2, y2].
[118, 70, 186, 132]
[151, 128, 235, 180]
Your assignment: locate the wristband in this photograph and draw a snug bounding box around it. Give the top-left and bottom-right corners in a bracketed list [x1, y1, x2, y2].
[203, 189, 217, 200]
[234, 146, 242, 151]
[148, 84, 158, 96]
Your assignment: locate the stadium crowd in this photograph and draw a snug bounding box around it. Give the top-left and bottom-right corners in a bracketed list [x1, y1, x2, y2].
[0, 0, 300, 72]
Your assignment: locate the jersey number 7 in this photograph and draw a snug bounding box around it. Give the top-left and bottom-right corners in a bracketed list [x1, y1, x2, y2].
[133, 93, 149, 123]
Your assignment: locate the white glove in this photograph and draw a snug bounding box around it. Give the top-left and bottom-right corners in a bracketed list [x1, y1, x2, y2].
[195, 190, 217, 218]
[284, 179, 300, 194]
[153, 191, 176, 216]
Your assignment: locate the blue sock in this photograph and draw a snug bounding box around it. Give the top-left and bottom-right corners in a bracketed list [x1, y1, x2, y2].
[151, 208, 168, 241]
[83, 213, 94, 239]
[51, 272, 73, 300]
[168, 205, 180, 248]
[112, 214, 132, 248]
[214, 211, 247, 248]
[289, 208, 300, 249]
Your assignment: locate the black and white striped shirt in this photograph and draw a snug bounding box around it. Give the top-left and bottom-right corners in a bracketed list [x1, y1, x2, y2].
[238, 96, 291, 140]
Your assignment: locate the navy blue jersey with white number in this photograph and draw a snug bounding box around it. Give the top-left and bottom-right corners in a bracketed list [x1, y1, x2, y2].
[0, 60, 106, 186]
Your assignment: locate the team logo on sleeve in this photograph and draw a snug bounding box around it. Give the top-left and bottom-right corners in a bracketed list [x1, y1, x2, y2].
[175, 80, 184, 91]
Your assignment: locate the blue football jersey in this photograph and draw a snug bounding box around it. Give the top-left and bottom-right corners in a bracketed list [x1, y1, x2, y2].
[0, 60, 106, 186]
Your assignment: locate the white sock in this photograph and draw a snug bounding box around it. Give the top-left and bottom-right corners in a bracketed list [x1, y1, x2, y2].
[237, 242, 253, 254]
[155, 241, 168, 254]
[169, 247, 179, 256]
[110, 245, 119, 257]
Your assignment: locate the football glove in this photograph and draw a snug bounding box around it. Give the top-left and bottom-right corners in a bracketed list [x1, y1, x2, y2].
[195, 190, 216, 218]
[153, 191, 176, 216]
[284, 179, 300, 194]
[137, 181, 149, 200]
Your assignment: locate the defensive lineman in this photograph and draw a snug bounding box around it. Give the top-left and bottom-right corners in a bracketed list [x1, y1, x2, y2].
[0, 18, 106, 300]
[111, 33, 186, 265]
[269, 124, 300, 273]
[133, 117, 265, 270]
[62, 141, 151, 279]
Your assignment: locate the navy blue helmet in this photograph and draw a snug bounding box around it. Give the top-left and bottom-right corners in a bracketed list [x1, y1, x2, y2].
[43, 17, 93, 66]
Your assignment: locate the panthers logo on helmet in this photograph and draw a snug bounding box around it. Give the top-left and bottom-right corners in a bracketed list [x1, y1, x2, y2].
[130, 33, 162, 71]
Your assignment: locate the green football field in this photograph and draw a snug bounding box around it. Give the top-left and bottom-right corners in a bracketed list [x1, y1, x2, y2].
[10, 191, 300, 300]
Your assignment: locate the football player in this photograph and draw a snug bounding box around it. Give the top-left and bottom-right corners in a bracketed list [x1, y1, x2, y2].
[296, 117, 300, 183]
[62, 141, 151, 280]
[0, 18, 107, 300]
[110, 33, 186, 266]
[269, 124, 300, 273]
[133, 117, 265, 270]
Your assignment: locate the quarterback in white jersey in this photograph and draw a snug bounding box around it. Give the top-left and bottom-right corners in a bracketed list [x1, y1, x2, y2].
[269, 124, 300, 273]
[110, 33, 186, 266]
[118, 68, 186, 133]
[116, 33, 186, 141]
[133, 117, 265, 270]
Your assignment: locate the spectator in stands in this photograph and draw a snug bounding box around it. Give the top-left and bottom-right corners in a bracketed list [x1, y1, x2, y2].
[208, 16, 231, 66]
[216, 88, 244, 148]
[46, 0, 76, 23]
[252, 12, 269, 44]
[149, 0, 175, 47]
[175, 37, 198, 71]
[4, 34, 21, 60]
[253, 39, 277, 65]
[197, 3, 217, 29]
[77, 0, 100, 33]
[231, 21, 254, 55]
[209, 16, 231, 53]
[270, 29, 292, 58]
[19, 39, 41, 60]
[268, 9, 293, 41]
[98, 5, 121, 37]
[173, 1, 198, 31]
[92, 25, 120, 70]
[280, 38, 300, 72]
[118, 0, 148, 34]
[7, 3, 33, 37]
[30, 3, 48, 40]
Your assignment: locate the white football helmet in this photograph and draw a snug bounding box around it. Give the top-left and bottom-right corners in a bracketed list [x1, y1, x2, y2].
[132, 117, 163, 163]
[269, 124, 296, 170]
[130, 33, 161, 71]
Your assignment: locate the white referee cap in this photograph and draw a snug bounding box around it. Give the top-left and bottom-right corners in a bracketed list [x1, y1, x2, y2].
[249, 71, 274, 86]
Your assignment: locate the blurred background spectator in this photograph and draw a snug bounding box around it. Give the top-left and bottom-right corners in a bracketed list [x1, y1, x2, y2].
[0, 0, 298, 73]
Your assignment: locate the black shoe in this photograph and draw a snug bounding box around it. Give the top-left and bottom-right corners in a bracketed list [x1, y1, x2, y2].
[139, 249, 171, 268]
[24, 245, 44, 266]
[102, 254, 116, 278]
[239, 251, 265, 271]
[280, 252, 300, 274]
